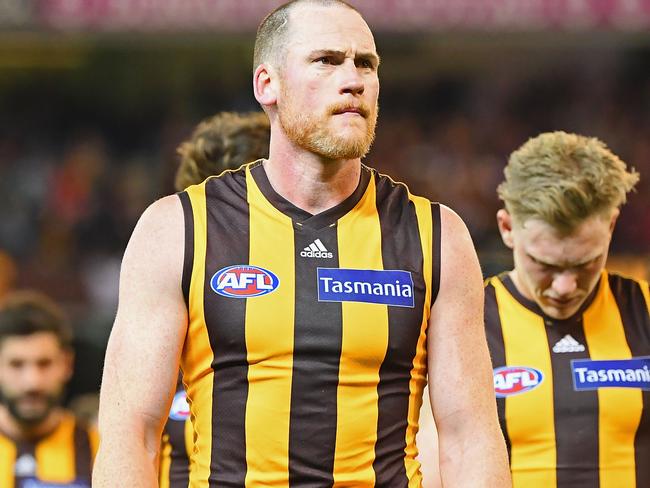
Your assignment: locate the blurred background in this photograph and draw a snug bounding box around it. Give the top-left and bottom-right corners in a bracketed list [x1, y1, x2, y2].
[0, 0, 648, 401]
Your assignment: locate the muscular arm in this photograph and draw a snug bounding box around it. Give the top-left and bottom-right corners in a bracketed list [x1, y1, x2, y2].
[93, 196, 188, 487]
[427, 205, 510, 487]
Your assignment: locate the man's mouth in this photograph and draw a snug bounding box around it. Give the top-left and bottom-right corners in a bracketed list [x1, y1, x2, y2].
[546, 296, 579, 307]
[332, 105, 368, 117]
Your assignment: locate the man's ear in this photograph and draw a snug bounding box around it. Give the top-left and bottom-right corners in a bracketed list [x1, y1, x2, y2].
[63, 349, 75, 382]
[496, 208, 515, 249]
[608, 207, 620, 235]
[253, 64, 278, 108]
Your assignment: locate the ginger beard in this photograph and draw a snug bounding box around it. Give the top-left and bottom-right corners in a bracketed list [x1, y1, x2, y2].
[278, 84, 378, 160]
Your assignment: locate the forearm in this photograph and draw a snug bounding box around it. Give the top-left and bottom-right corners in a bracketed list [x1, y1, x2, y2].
[92, 425, 160, 487]
[437, 418, 510, 487]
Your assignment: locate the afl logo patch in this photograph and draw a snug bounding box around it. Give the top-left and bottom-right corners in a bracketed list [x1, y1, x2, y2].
[493, 366, 544, 398]
[169, 391, 190, 421]
[210, 265, 280, 298]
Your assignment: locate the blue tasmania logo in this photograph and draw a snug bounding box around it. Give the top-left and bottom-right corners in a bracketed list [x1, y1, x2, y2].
[317, 268, 414, 307]
[572, 357, 650, 391]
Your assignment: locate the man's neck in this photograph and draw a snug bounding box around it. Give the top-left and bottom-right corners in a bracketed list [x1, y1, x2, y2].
[0, 405, 64, 441]
[264, 148, 362, 215]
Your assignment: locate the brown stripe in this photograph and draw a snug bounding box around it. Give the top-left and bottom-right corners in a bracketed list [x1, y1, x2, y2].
[73, 421, 93, 481]
[203, 171, 250, 484]
[372, 174, 427, 486]
[484, 278, 511, 462]
[178, 190, 194, 306]
[288, 224, 340, 486]
[430, 203, 441, 304]
[545, 318, 598, 488]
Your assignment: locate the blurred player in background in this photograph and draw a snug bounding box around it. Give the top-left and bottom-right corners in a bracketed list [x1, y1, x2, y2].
[0, 291, 98, 487]
[94, 1, 510, 485]
[158, 110, 270, 488]
[173, 111, 271, 193]
[485, 131, 649, 487]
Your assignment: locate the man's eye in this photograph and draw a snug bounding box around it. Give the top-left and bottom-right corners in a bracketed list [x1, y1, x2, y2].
[316, 57, 332, 64]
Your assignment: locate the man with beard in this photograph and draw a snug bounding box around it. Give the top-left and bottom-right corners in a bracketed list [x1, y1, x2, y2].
[94, 1, 510, 486]
[485, 131, 648, 487]
[0, 291, 97, 487]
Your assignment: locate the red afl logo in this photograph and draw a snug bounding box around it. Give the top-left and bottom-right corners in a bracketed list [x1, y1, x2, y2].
[210, 265, 280, 298]
[493, 366, 544, 398]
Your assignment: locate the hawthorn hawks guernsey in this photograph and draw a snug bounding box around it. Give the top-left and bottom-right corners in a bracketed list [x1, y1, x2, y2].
[485, 271, 650, 488]
[177, 161, 440, 487]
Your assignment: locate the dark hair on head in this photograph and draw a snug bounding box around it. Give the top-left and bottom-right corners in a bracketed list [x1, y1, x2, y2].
[174, 111, 270, 191]
[253, 0, 361, 70]
[0, 291, 73, 349]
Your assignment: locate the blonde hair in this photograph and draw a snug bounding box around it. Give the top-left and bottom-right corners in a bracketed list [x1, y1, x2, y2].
[174, 111, 270, 191]
[498, 131, 639, 233]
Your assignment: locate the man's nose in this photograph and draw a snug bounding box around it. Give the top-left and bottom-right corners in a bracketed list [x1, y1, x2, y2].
[552, 271, 578, 297]
[339, 59, 364, 96]
[20, 364, 47, 389]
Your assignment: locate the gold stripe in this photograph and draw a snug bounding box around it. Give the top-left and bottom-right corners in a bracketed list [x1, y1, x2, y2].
[583, 272, 641, 488]
[404, 194, 433, 487]
[244, 167, 295, 487]
[184, 417, 193, 461]
[0, 433, 16, 488]
[493, 278, 556, 488]
[333, 175, 388, 487]
[88, 426, 99, 461]
[159, 433, 172, 488]
[182, 181, 213, 486]
[35, 413, 76, 481]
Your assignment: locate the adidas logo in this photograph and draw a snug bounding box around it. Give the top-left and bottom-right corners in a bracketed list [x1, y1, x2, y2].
[300, 239, 333, 259]
[552, 334, 586, 353]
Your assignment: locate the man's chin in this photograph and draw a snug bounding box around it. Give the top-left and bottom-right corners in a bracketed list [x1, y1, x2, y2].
[7, 401, 53, 425]
[539, 301, 583, 320]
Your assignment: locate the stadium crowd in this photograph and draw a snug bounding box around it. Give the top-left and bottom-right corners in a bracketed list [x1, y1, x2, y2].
[0, 45, 648, 400]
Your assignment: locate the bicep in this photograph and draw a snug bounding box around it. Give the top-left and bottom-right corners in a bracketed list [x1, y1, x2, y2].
[98, 195, 188, 439]
[427, 205, 493, 427]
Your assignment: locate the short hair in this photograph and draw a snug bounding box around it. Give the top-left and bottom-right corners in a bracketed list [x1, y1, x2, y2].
[498, 131, 640, 233]
[0, 291, 73, 350]
[174, 111, 270, 191]
[254, 0, 360, 70]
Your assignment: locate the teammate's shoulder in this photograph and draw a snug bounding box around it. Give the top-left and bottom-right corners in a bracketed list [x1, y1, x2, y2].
[368, 165, 433, 204]
[179, 160, 253, 196]
[483, 272, 509, 290]
[604, 269, 649, 294]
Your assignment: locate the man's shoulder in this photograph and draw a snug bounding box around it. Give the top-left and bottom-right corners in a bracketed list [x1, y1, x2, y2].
[604, 269, 649, 304]
[605, 269, 648, 287]
[368, 165, 434, 206]
[484, 273, 508, 289]
[179, 162, 251, 202]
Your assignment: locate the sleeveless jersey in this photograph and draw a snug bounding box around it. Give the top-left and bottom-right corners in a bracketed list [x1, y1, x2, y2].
[177, 161, 440, 487]
[0, 411, 98, 488]
[485, 270, 650, 488]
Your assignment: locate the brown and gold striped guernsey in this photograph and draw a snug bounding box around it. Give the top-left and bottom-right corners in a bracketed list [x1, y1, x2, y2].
[485, 271, 650, 488]
[177, 161, 440, 487]
[0, 411, 98, 487]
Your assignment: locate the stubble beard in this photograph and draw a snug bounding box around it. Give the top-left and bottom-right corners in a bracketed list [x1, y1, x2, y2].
[0, 388, 62, 426]
[278, 90, 378, 160]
